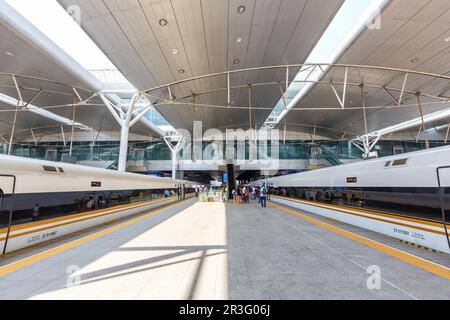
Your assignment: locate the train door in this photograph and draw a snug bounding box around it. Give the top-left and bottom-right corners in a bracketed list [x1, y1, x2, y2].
[437, 167, 450, 249]
[0, 175, 16, 254]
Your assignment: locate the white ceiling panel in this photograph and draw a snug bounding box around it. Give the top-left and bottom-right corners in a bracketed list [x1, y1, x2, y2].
[285, 0, 450, 138]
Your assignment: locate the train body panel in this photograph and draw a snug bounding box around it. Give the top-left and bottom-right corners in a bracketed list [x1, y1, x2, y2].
[2, 196, 183, 253]
[254, 146, 450, 188]
[272, 196, 450, 254]
[0, 155, 195, 254]
[0, 154, 181, 194]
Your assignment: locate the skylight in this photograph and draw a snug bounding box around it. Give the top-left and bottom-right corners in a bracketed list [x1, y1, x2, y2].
[263, 0, 390, 128]
[5, 0, 174, 133]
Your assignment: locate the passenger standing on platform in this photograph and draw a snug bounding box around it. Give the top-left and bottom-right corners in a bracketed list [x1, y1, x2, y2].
[32, 204, 40, 222]
[260, 185, 267, 208]
[237, 187, 243, 204]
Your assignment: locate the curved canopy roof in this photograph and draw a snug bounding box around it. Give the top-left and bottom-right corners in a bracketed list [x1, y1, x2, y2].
[1, 0, 449, 142]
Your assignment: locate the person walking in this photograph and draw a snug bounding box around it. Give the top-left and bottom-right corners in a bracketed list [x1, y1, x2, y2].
[244, 186, 250, 204]
[237, 187, 242, 204]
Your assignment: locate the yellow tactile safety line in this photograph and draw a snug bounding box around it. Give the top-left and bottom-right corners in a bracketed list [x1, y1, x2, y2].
[269, 202, 450, 281]
[0, 199, 193, 277]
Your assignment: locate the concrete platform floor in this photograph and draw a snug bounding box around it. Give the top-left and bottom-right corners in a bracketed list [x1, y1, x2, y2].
[0, 199, 449, 300]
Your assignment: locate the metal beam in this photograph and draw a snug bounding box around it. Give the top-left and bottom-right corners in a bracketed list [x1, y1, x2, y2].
[12, 75, 23, 105]
[100, 94, 123, 125]
[129, 104, 153, 128]
[72, 88, 83, 102]
[8, 99, 20, 155]
[23, 90, 42, 109]
[398, 72, 408, 106]
[248, 84, 253, 131]
[360, 84, 369, 137]
[30, 129, 37, 146]
[445, 122, 450, 143]
[69, 97, 77, 156]
[330, 82, 344, 108]
[61, 125, 67, 146]
[416, 126, 422, 143]
[382, 86, 399, 105]
[342, 66, 348, 109]
[285, 66, 289, 103]
[227, 72, 231, 107]
[278, 82, 288, 108]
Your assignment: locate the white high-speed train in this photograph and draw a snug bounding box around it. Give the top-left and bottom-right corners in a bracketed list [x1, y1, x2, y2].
[253, 146, 450, 254]
[0, 155, 195, 254]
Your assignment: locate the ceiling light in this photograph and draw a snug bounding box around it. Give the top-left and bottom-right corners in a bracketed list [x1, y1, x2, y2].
[445, 36, 450, 42]
[411, 58, 420, 63]
[233, 59, 240, 64]
[171, 48, 178, 55]
[235, 37, 243, 44]
[237, 5, 246, 13]
[159, 19, 168, 26]
[5, 51, 13, 56]
[178, 69, 185, 74]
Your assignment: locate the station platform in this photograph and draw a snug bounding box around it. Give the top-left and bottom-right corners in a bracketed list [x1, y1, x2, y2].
[0, 199, 449, 300]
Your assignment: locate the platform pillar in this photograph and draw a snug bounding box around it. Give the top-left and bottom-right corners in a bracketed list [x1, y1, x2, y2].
[118, 123, 130, 172]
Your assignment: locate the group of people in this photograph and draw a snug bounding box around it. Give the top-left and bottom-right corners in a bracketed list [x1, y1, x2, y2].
[232, 184, 269, 208]
[85, 196, 108, 211]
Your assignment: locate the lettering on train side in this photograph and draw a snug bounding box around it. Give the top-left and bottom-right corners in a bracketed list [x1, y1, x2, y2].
[393, 227, 409, 236]
[91, 181, 102, 187]
[411, 231, 425, 240]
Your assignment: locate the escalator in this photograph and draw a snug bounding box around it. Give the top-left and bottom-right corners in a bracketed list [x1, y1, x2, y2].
[106, 159, 119, 170]
[324, 154, 343, 166]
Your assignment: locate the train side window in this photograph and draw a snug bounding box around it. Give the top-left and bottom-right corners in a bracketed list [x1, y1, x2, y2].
[0, 189, 3, 209]
[392, 158, 407, 166]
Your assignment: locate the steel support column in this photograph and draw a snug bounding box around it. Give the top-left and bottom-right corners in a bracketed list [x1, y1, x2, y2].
[118, 123, 130, 172]
[164, 135, 184, 180]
